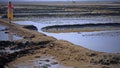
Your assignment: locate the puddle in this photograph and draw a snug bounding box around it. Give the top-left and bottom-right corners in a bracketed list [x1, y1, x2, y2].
[0, 25, 22, 41]
[13, 16, 120, 53]
[0, 49, 20, 54]
[0, 25, 22, 54]
[11, 56, 72, 68]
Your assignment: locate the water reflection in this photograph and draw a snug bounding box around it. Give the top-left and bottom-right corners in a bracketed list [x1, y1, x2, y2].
[0, 25, 22, 54]
[8, 28, 13, 41]
[0, 25, 21, 41]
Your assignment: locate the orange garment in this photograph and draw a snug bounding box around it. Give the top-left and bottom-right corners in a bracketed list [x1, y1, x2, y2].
[7, 1, 13, 20]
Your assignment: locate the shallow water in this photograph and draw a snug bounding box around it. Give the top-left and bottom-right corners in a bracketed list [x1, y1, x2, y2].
[28, 16, 120, 24]
[0, 25, 22, 53]
[0, 25, 22, 41]
[0, 49, 21, 54]
[14, 16, 120, 53]
[46, 30, 120, 53]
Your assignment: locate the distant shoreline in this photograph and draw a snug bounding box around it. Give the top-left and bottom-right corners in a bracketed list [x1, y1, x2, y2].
[1, 1, 120, 5]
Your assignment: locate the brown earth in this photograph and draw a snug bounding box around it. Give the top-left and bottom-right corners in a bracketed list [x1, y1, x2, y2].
[0, 19, 120, 68]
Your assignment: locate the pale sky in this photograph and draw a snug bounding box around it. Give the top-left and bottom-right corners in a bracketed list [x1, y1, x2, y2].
[1, 0, 120, 2]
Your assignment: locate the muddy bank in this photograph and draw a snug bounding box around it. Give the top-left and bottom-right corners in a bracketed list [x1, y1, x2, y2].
[0, 19, 56, 41]
[0, 19, 120, 68]
[6, 40, 120, 68]
[0, 40, 52, 68]
[42, 23, 120, 33]
[23, 25, 38, 31]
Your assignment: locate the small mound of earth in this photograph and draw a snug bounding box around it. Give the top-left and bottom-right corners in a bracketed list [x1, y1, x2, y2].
[23, 25, 38, 31]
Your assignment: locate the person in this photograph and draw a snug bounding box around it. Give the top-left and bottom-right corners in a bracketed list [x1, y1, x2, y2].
[7, 1, 13, 24]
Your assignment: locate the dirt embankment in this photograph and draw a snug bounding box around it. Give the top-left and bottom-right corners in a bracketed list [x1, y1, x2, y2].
[41, 23, 120, 33]
[0, 19, 120, 68]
